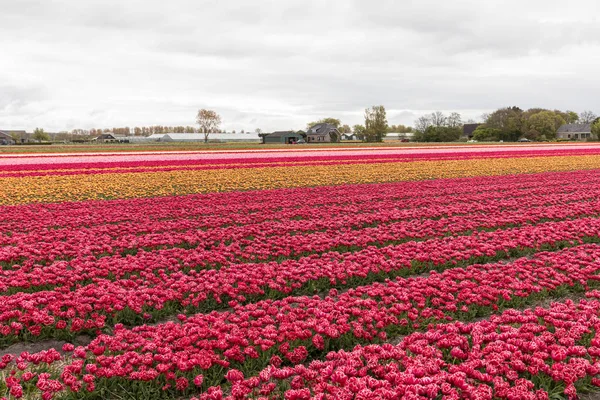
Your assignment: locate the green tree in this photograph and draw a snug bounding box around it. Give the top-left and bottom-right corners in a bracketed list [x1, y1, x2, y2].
[33, 128, 50, 142]
[566, 111, 579, 123]
[592, 120, 600, 139]
[339, 124, 352, 134]
[525, 111, 565, 139]
[9, 132, 21, 143]
[353, 124, 366, 141]
[472, 127, 502, 142]
[485, 107, 524, 137]
[364, 105, 388, 142]
[388, 124, 413, 133]
[421, 126, 461, 142]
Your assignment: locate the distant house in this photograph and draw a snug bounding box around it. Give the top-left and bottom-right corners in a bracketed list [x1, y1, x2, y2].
[264, 131, 302, 144]
[463, 123, 481, 138]
[306, 123, 340, 143]
[0, 131, 15, 145]
[556, 124, 594, 141]
[93, 133, 117, 143]
[341, 133, 358, 141]
[0, 130, 26, 144]
[0, 130, 17, 145]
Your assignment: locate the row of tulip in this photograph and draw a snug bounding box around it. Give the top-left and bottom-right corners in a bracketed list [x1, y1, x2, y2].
[4, 211, 600, 345]
[5, 148, 600, 179]
[4, 167, 566, 234]
[2, 177, 599, 282]
[2, 169, 599, 281]
[3, 167, 595, 249]
[3, 153, 600, 205]
[3, 243, 600, 399]
[3, 147, 600, 175]
[1, 192, 599, 303]
[234, 297, 600, 400]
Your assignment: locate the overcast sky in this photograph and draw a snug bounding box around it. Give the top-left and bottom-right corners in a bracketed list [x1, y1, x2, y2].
[1, 0, 600, 132]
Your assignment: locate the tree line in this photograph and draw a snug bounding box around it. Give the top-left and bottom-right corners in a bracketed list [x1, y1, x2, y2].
[27, 106, 600, 144]
[472, 108, 599, 142]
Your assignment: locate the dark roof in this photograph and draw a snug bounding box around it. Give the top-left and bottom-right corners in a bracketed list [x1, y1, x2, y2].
[0, 130, 26, 136]
[96, 133, 116, 139]
[267, 131, 299, 137]
[462, 123, 481, 136]
[557, 123, 592, 133]
[0, 131, 14, 139]
[307, 123, 339, 136]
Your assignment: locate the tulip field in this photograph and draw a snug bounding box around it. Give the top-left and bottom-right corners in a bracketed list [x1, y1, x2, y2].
[4, 144, 600, 399]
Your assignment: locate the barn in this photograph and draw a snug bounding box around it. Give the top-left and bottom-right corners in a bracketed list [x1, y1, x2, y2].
[264, 131, 303, 144]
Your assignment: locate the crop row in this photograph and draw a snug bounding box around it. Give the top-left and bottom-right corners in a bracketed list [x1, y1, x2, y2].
[2, 170, 600, 274]
[3, 147, 599, 175]
[2, 167, 593, 237]
[4, 243, 600, 399]
[237, 297, 600, 400]
[4, 213, 600, 346]
[3, 153, 600, 205]
[2, 183, 599, 283]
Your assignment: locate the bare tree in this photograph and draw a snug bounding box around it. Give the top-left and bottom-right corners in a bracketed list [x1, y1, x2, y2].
[430, 111, 447, 127]
[414, 115, 432, 133]
[196, 109, 222, 142]
[447, 112, 463, 128]
[579, 110, 598, 124]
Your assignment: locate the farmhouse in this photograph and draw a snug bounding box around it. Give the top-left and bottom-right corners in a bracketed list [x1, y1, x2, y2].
[306, 123, 340, 143]
[0, 130, 16, 145]
[93, 133, 117, 143]
[264, 131, 303, 144]
[463, 123, 481, 138]
[0, 130, 27, 144]
[556, 124, 595, 141]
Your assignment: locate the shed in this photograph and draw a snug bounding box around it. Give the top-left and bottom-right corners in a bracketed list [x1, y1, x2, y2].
[264, 131, 302, 144]
[556, 124, 594, 140]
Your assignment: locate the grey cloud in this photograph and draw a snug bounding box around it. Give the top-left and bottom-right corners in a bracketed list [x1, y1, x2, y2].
[0, 84, 47, 112]
[1, 0, 600, 132]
